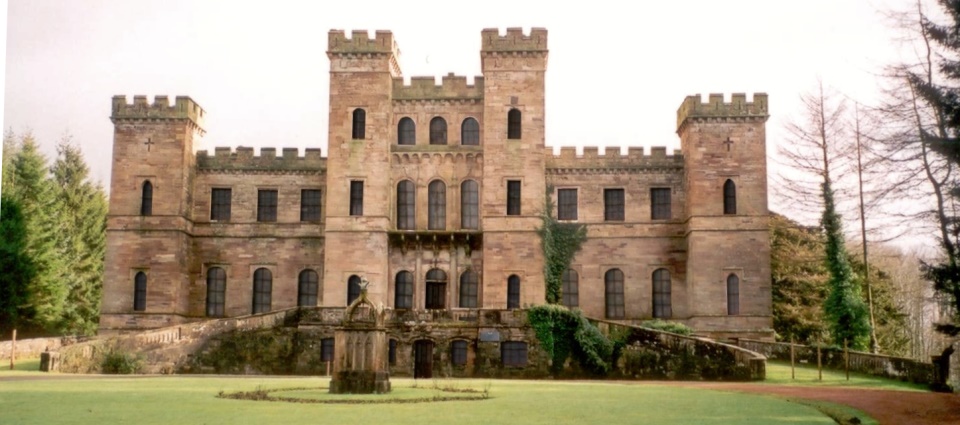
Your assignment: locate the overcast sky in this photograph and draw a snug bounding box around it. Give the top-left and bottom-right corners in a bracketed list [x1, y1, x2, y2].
[1, 0, 924, 222]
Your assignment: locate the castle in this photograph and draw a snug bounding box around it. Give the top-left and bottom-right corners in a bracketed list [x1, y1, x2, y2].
[99, 28, 773, 350]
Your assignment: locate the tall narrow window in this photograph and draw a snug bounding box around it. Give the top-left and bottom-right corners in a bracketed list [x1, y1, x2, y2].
[724, 179, 737, 215]
[140, 181, 153, 216]
[349, 181, 363, 216]
[727, 274, 740, 315]
[298, 269, 319, 307]
[210, 188, 232, 221]
[300, 189, 322, 222]
[430, 117, 447, 145]
[459, 270, 478, 308]
[651, 188, 671, 220]
[451, 340, 468, 366]
[562, 269, 579, 308]
[507, 108, 522, 139]
[321, 338, 335, 362]
[352, 108, 365, 140]
[206, 267, 226, 317]
[557, 189, 578, 221]
[507, 180, 521, 216]
[257, 189, 278, 222]
[347, 275, 362, 305]
[428, 180, 446, 230]
[252, 268, 272, 314]
[398, 117, 416, 145]
[461, 180, 479, 230]
[388, 339, 397, 366]
[395, 271, 413, 309]
[604, 188, 625, 221]
[425, 269, 447, 309]
[397, 180, 415, 230]
[133, 272, 147, 312]
[507, 275, 521, 309]
[461, 117, 479, 145]
[605, 269, 625, 319]
[653, 269, 672, 319]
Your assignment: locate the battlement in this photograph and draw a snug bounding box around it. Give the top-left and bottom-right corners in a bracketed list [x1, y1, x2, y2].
[393, 73, 484, 101]
[676, 93, 768, 131]
[196, 147, 326, 172]
[481, 27, 548, 52]
[328, 30, 398, 56]
[111, 95, 205, 129]
[544, 146, 684, 171]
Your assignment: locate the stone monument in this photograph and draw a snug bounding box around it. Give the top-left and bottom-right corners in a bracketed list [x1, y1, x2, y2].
[329, 277, 391, 394]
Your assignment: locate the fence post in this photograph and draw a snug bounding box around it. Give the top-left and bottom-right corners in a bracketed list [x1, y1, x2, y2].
[844, 339, 849, 381]
[817, 338, 822, 381]
[8, 329, 15, 370]
[790, 335, 795, 380]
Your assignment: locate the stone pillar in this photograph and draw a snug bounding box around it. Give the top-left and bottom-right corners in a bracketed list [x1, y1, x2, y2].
[329, 281, 391, 394]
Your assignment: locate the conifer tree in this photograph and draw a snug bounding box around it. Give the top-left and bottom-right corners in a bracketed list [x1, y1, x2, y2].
[0, 195, 34, 334]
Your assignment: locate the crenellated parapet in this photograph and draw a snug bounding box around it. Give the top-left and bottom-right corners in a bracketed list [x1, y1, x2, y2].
[196, 147, 326, 173]
[328, 29, 402, 77]
[544, 146, 683, 174]
[111, 95, 205, 131]
[676, 93, 768, 132]
[481, 27, 548, 53]
[392, 73, 484, 102]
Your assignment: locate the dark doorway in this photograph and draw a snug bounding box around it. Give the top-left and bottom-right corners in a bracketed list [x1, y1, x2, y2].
[413, 340, 434, 379]
[425, 269, 447, 309]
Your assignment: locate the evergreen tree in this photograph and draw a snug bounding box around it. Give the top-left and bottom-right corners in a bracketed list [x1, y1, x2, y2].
[9, 134, 67, 332]
[0, 195, 35, 335]
[2, 129, 18, 192]
[821, 183, 871, 349]
[51, 137, 107, 335]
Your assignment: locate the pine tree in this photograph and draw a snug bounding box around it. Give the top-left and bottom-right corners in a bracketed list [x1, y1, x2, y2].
[0, 195, 35, 335]
[822, 182, 871, 349]
[2, 129, 18, 192]
[51, 137, 107, 335]
[9, 133, 67, 332]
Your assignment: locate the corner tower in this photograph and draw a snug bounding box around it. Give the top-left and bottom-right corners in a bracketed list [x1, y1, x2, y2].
[100, 95, 205, 332]
[323, 30, 402, 305]
[677, 93, 772, 338]
[480, 28, 548, 308]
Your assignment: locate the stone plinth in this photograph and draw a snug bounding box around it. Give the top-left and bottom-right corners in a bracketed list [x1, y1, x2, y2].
[40, 351, 60, 372]
[329, 285, 391, 394]
[330, 370, 391, 394]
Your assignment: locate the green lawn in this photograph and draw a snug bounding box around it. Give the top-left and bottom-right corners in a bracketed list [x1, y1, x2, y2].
[0, 373, 838, 425]
[765, 360, 930, 391]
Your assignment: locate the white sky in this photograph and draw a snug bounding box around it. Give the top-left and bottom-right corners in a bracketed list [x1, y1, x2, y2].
[1, 0, 926, 225]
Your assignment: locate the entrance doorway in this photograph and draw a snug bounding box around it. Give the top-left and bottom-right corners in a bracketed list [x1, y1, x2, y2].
[413, 340, 434, 379]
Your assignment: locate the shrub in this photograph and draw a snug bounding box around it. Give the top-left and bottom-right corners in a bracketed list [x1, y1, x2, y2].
[640, 319, 693, 335]
[101, 349, 142, 374]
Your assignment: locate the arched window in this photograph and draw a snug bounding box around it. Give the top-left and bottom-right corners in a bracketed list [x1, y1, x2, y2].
[252, 268, 272, 314]
[727, 274, 740, 315]
[461, 180, 479, 230]
[298, 269, 319, 307]
[347, 275, 362, 305]
[140, 181, 153, 216]
[425, 269, 446, 309]
[352, 108, 366, 140]
[206, 267, 226, 317]
[398, 117, 415, 145]
[395, 271, 413, 309]
[653, 269, 672, 319]
[507, 275, 521, 309]
[429, 117, 447, 145]
[428, 180, 446, 230]
[133, 271, 147, 311]
[397, 180, 415, 230]
[605, 269, 624, 319]
[562, 269, 579, 308]
[461, 117, 479, 145]
[724, 179, 737, 215]
[459, 270, 478, 308]
[507, 109, 521, 139]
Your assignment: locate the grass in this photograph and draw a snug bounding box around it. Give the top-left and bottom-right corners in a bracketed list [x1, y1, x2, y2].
[765, 360, 930, 392]
[2, 357, 41, 372]
[0, 375, 839, 425]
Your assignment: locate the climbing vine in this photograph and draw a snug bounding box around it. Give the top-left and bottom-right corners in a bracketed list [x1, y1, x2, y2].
[527, 305, 614, 376]
[537, 186, 587, 305]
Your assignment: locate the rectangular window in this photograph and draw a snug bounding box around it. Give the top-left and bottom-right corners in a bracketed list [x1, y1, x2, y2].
[349, 181, 363, 216]
[321, 337, 335, 362]
[210, 188, 232, 221]
[604, 188, 625, 221]
[557, 188, 578, 221]
[501, 341, 528, 367]
[451, 340, 468, 366]
[257, 189, 278, 222]
[300, 189, 322, 222]
[389, 339, 397, 366]
[651, 188, 671, 220]
[506, 180, 521, 216]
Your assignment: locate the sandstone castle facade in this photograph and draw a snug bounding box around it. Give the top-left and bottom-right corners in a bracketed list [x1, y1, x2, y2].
[99, 28, 773, 342]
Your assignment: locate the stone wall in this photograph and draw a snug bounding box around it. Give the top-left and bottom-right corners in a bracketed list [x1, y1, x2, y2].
[0, 337, 74, 361]
[736, 338, 936, 386]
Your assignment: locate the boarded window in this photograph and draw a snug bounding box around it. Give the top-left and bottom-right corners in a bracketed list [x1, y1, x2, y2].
[430, 117, 447, 145]
[507, 180, 521, 216]
[300, 189, 322, 222]
[461, 117, 480, 145]
[562, 269, 579, 308]
[428, 180, 446, 230]
[507, 109, 521, 139]
[727, 274, 740, 315]
[206, 267, 226, 317]
[298, 269, 319, 307]
[397, 180, 415, 230]
[651, 188, 671, 220]
[557, 188, 578, 220]
[605, 269, 625, 319]
[461, 180, 479, 230]
[604, 188, 625, 221]
[140, 181, 153, 216]
[352, 109, 365, 140]
[350, 181, 363, 216]
[653, 269, 672, 319]
[395, 271, 414, 309]
[451, 340, 468, 366]
[252, 268, 272, 314]
[347, 275, 362, 305]
[257, 189, 278, 222]
[133, 272, 147, 312]
[459, 270, 479, 308]
[507, 275, 521, 309]
[501, 341, 527, 366]
[398, 117, 415, 145]
[210, 188, 231, 221]
[724, 179, 737, 215]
